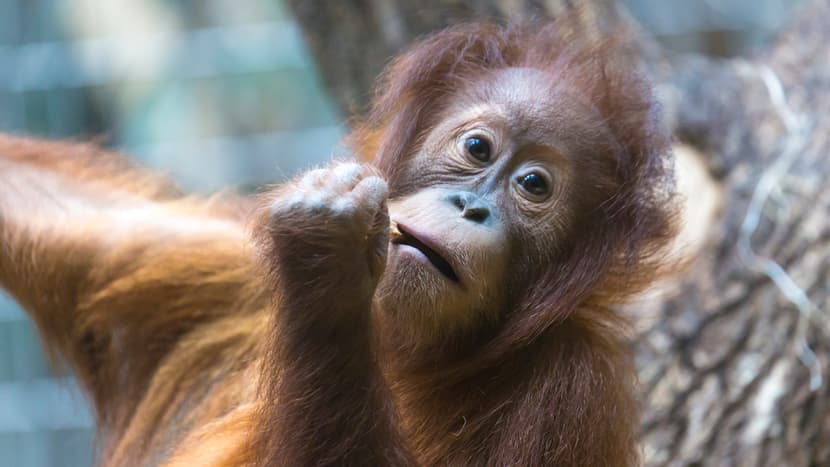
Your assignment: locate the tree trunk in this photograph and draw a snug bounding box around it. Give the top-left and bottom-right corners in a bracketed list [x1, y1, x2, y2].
[287, 1, 830, 465]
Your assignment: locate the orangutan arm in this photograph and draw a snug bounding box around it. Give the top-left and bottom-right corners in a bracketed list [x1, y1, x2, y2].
[251, 161, 414, 466]
[0, 135, 260, 419]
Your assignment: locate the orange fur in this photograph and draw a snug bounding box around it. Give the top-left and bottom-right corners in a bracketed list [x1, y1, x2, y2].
[0, 21, 676, 466]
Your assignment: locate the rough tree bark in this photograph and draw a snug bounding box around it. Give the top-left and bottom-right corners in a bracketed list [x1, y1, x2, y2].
[286, 1, 830, 465]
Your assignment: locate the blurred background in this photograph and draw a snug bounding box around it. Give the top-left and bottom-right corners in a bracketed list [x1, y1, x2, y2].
[0, 0, 802, 465]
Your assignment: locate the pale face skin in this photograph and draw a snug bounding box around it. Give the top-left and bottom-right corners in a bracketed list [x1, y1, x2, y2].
[374, 67, 608, 340]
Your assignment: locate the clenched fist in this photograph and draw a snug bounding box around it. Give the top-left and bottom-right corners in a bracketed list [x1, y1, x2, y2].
[260, 161, 390, 307]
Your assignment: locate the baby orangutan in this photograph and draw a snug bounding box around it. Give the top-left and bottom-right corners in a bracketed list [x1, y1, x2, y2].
[0, 22, 675, 466]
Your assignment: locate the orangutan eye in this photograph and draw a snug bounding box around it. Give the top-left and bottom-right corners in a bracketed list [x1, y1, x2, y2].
[464, 136, 492, 162]
[516, 172, 551, 199]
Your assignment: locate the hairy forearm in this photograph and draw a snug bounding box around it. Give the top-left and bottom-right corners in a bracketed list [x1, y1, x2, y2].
[0, 156, 98, 314]
[0, 138, 238, 311]
[259, 297, 410, 465]
[0, 137, 159, 296]
[0, 135, 259, 423]
[253, 163, 414, 466]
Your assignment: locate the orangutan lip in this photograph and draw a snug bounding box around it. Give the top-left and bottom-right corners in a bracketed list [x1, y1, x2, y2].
[392, 224, 459, 283]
